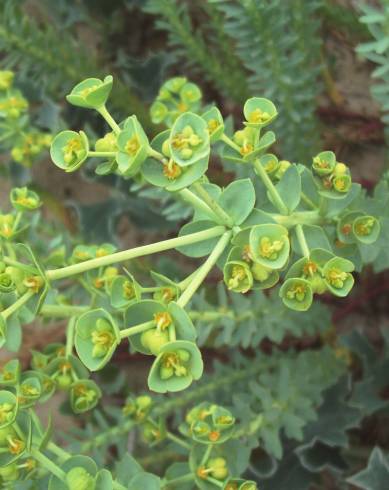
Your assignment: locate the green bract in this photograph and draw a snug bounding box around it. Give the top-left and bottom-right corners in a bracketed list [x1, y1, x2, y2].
[249, 224, 290, 269]
[116, 116, 149, 176]
[50, 130, 89, 172]
[142, 130, 208, 191]
[312, 151, 336, 176]
[66, 76, 113, 109]
[70, 380, 102, 414]
[150, 77, 202, 126]
[243, 97, 277, 128]
[323, 257, 354, 297]
[169, 112, 210, 166]
[202, 106, 224, 143]
[75, 309, 120, 371]
[353, 215, 380, 244]
[10, 187, 41, 211]
[110, 273, 141, 309]
[148, 340, 203, 393]
[0, 391, 17, 429]
[0, 70, 14, 91]
[280, 277, 313, 311]
[223, 260, 253, 293]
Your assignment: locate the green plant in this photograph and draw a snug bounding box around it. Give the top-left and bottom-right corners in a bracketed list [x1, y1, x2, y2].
[0, 74, 387, 489]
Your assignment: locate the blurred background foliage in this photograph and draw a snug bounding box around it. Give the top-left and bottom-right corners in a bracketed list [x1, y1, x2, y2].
[2, 0, 389, 489]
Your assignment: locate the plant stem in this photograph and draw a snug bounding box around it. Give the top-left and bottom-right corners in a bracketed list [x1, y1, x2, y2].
[200, 444, 213, 466]
[272, 210, 323, 228]
[31, 449, 66, 480]
[163, 473, 194, 487]
[177, 231, 231, 308]
[192, 183, 234, 227]
[40, 304, 89, 318]
[221, 133, 241, 152]
[206, 476, 224, 487]
[300, 192, 317, 210]
[65, 317, 76, 356]
[3, 257, 37, 274]
[295, 224, 310, 257]
[88, 151, 116, 158]
[147, 146, 165, 162]
[252, 159, 289, 215]
[97, 105, 121, 135]
[166, 431, 191, 450]
[1, 290, 35, 320]
[47, 442, 70, 461]
[179, 188, 221, 224]
[120, 320, 154, 339]
[46, 226, 226, 281]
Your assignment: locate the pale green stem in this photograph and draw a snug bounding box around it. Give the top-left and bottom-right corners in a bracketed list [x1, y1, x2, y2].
[97, 105, 121, 135]
[47, 442, 69, 461]
[221, 133, 241, 152]
[177, 231, 231, 308]
[119, 320, 154, 339]
[200, 444, 213, 466]
[163, 473, 195, 487]
[3, 257, 36, 274]
[31, 450, 66, 480]
[179, 188, 222, 224]
[192, 182, 235, 227]
[12, 211, 23, 231]
[147, 146, 165, 162]
[295, 224, 310, 258]
[88, 151, 116, 158]
[166, 431, 191, 450]
[300, 192, 317, 210]
[252, 159, 289, 215]
[206, 476, 224, 487]
[1, 290, 34, 320]
[5, 243, 16, 260]
[40, 304, 89, 318]
[46, 226, 226, 281]
[168, 323, 176, 342]
[272, 210, 323, 228]
[65, 317, 76, 357]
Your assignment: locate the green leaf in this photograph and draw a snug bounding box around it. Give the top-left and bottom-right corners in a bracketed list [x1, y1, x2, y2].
[218, 179, 256, 225]
[275, 165, 301, 213]
[347, 447, 389, 490]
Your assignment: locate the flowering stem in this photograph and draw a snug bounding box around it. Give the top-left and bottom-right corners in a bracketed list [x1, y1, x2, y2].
[47, 442, 70, 461]
[221, 133, 241, 152]
[31, 449, 66, 480]
[192, 183, 235, 227]
[200, 443, 213, 466]
[88, 151, 116, 158]
[206, 476, 224, 487]
[46, 226, 226, 281]
[147, 146, 165, 162]
[1, 290, 35, 320]
[65, 317, 76, 356]
[97, 105, 121, 135]
[252, 159, 289, 215]
[295, 224, 310, 257]
[179, 188, 222, 224]
[166, 431, 191, 450]
[272, 210, 323, 228]
[163, 473, 194, 487]
[177, 231, 232, 308]
[40, 304, 89, 318]
[3, 257, 37, 274]
[120, 320, 154, 339]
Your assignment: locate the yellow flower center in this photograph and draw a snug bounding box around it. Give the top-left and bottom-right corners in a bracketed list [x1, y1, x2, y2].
[163, 160, 182, 180]
[259, 237, 284, 260]
[125, 136, 140, 156]
[154, 312, 172, 330]
[248, 108, 270, 123]
[326, 268, 347, 289]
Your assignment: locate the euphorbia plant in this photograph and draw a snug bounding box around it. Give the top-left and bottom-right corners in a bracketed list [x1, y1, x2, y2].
[0, 74, 384, 488]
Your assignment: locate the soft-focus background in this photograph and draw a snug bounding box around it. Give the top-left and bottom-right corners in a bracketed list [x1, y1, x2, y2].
[2, 0, 389, 487]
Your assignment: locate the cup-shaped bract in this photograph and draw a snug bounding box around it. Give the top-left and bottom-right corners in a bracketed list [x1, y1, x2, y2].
[250, 224, 290, 269]
[148, 340, 203, 393]
[243, 97, 277, 128]
[95, 131, 117, 152]
[116, 116, 149, 177]
[190, 404, 235, 445]
[75, 309, 120, 371]
[141, 130, 208, 192]
[353, 215, 380, 244]
[122, 394, 153, 422]
[0, 272, 15, 293]
[323, 257, 354, 297]
[312, 151, 336, 176]
[66, 76, 113, 109]
[169, 112, 210, 166]
[10, 187, 41, 212]
[202, 106, 224, 143]
[0, 391, 17, 429]
[258, 153, 280, 178]
[0, 360, 20, 386]
[0, 90, 28, 119]
[223, 260, 253, 293]
[48, 455, 98, 490]
[280, 278, 313, 311]
[50, 130, 89, 172]
[70, 379, 102, 414]
[337, 211, 363, 244]
[0, 70, 14, 91]
[110, 274, 141, 309]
